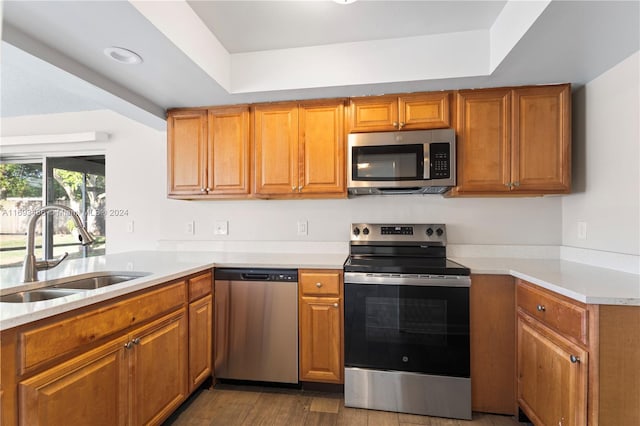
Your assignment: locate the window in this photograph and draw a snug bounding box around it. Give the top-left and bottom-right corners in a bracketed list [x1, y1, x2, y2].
[0, 156, 106, 268]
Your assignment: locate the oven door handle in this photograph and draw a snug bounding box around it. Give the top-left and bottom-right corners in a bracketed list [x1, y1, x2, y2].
[344, 272, 470, 287]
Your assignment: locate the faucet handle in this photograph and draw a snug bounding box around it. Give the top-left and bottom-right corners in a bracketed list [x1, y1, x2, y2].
[36, 252, 69, 270]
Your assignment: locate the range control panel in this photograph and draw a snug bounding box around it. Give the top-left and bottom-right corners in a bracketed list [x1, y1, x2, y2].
[351, 223, 447, 244]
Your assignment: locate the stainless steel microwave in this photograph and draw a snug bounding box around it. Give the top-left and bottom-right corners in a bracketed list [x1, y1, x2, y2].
[347, 128, 456, 195]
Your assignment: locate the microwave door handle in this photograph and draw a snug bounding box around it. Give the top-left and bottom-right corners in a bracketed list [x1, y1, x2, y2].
[423, 143, 430, 180]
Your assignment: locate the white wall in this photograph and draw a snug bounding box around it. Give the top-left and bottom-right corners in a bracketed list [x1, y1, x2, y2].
[563, 51, 640, 256]
[2, 110, 563, 255]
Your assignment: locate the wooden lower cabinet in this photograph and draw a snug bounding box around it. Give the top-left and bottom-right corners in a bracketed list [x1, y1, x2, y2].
[2, 271, 213, 426]
[516, 279, 640, 426]
[188, 294, 213, 392]
[470, 275, 515, 414]
[19, 337, 129, 426]
[298, 269, 343, 384]
[130, 311, 188, 426]
[517, 314, 588, 426]
[18, 310, 187, 426]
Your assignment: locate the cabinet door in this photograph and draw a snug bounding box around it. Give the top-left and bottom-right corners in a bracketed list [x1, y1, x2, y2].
[189, 294, 212, 392]
[254, 103, 299, 195]
[167, 110, 208, 196]
[299, 297, 343, 383]
[348, 95, 398, 132]
[512, 84, 571, 193]
[399, 92, 451, 130]
[208, 106, 251, 195]
[299, 100, 346, 195]
[19, 338, 128, 426]
[455, 89, 512, 193]
[518, 315, 587, 426]
[130, 310, 188, 426]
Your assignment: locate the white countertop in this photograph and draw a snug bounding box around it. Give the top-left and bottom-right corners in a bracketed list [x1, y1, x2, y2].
[0, 250, 347, 331]
[2, 250, 638, 331]
[451, 257, 640, 306]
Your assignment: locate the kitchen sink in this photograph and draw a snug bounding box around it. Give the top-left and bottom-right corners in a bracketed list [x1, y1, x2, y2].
[0, 288, 83, 303]
[51, 271, 150, 290]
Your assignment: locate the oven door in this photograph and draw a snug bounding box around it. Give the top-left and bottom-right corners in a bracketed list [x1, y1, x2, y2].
[344, 280, 470, 378]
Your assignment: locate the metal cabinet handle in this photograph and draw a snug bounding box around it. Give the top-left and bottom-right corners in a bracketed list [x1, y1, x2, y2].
[124, 341, 133, 350]
[298, 186, 303, 191]
[570, 355, 581, 364]
[205, 187, 211, 192]
[132, 337, 141, 345]
[292, 185, 296, 191]
[200, 188, 207, 193]
[393, 121, 398, 128]
[316, 282, 322, 288]
[505, 182, 512, 188]
[536, 304, 546, 312]
[513, 182, 520, 187]
[399, 122, 405, 129]
[332, 303, 339, 308]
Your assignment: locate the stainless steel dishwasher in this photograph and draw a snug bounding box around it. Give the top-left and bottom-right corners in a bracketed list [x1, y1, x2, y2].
[214, 268, 298, 384]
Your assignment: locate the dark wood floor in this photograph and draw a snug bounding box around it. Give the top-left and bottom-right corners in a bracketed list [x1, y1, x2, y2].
[164, 384, 523, 426]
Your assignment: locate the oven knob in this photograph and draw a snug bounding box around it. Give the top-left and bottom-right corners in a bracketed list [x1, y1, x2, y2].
[402, 356, 409, 363]
[353, 227, 360, 236]
[363, 227, 370, 235]
[426, 227, 433, 236]
[436, 228, 444, 236]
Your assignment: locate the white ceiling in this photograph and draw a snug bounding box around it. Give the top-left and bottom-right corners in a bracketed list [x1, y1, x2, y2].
[1, 1, 639, 131]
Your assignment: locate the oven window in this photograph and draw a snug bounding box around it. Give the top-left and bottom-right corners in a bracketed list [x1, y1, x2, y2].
[345, 283, 470, 378]
[352, 144, 423, 181]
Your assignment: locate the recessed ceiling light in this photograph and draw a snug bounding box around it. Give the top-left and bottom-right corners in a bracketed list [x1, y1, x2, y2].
[103, 47, 143, 65]
[333, 0, 358, 4]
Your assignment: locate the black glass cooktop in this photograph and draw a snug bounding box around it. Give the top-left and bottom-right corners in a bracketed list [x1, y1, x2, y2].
[344, 256, 470, 275]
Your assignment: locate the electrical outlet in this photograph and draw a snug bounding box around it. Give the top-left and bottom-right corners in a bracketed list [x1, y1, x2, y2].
[126, 220, 134, 233]
[577, 221, 587, 240]
[297, 220, 308, 236]
[215, 220, 229, 236]
[185, 221, 195, 235]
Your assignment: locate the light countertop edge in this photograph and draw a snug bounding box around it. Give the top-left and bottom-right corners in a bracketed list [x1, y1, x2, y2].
[451, 257, 640, 306]
[0, 250, 347, 331]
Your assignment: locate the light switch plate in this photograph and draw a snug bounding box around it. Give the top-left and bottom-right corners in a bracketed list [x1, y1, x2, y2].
[297, 220, 308, 236]
[185, 221, 195, 235]
[577, 221, 587, 240]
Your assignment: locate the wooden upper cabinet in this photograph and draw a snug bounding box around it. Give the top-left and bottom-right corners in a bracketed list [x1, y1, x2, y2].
[456, 88, 512, 193]
[349, 92, 450, 132]
[349, 95, 398, 132]
[208, 106, 251, 196]
[167, 110, 208, 196]
[299, 99, 346, 195]
[254, 99, 346, 198]
[167, 106, 250, 198]
[399, 92, 451, 130]
[453, 84, 571, 195]
[253, 102, 299, 195]
[512, 85, 571, 192]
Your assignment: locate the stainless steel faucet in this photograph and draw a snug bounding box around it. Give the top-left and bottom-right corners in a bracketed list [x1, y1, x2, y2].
[22, 204, 96, 282]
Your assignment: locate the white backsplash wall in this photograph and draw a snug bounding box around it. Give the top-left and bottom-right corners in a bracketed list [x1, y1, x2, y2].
[562, 51, 640, 257]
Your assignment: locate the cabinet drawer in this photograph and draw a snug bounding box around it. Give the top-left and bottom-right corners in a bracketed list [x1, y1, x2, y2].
[19, 281, 186, 373]
[516, 280, 587, 345]
[188, 271, 212, 302]
[299, 270, 342, 297]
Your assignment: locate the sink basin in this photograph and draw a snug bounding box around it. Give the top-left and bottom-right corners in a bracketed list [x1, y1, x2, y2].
[51, 271, 150, 290]
[0, 289, 83, 303]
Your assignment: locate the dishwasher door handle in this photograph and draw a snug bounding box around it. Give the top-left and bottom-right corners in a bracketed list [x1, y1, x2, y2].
[240, 273, 271, 280]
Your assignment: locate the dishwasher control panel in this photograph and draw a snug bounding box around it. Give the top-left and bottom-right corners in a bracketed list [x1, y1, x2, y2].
[214, 268, 298, 282]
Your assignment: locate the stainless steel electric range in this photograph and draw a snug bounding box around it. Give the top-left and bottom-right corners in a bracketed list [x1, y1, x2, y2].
[343, 223, 472, 420]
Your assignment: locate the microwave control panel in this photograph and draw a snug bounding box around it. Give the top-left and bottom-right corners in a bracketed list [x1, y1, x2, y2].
[430, 143, 450, 179]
